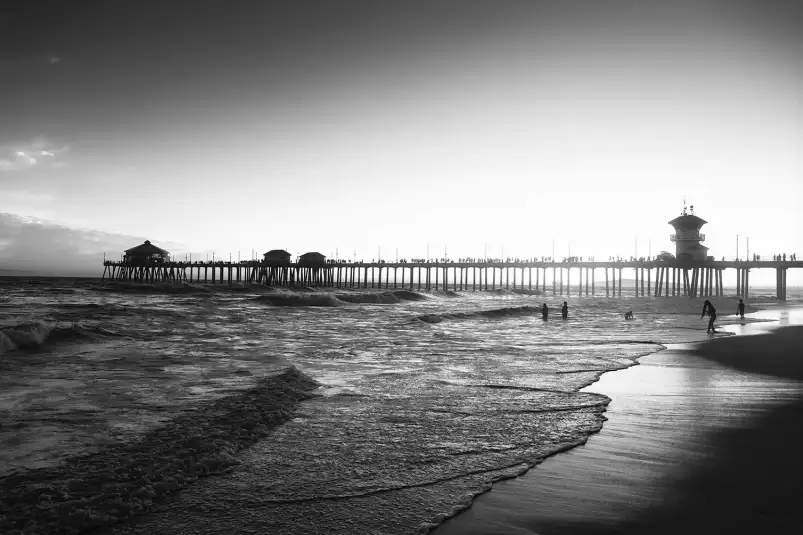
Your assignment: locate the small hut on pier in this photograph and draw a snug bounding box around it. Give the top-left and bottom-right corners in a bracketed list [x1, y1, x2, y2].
[298, 252, 326, 266]
[263, 249, 292, 266]
[124, 240, 170, 265]
[683, 243, 710, 262]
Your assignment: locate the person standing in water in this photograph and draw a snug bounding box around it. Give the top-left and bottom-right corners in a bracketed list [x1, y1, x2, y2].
[561, 301, 568, 319]
[701, 300, 717, 333]
[736, 299, 745, 319]
[542, 303, 548, 320]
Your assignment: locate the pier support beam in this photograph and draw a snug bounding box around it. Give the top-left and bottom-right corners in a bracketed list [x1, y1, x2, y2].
[777, 268, 787, 301]
[655, 267, 662, 297]
[744, 268, 749, 299]
[585, 267, 589, 296]
[567, 268, 570, 296]
[702, 268, 708, 297]
[664, 267, 669, 297]
[552, 267, 556, 296]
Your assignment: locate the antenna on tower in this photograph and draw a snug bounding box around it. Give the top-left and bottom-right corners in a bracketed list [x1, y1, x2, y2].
[682, 197, 687, 215]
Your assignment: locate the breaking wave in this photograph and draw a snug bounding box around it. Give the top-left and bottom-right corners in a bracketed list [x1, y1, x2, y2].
[335, 290, 428, 304]
[253, 289, 428, 307]
[510, 288, 542, 296]
[392, 290, 428, 301]
[253, 293, 343, 307]
[0, 321, 125, 353]
[418, 305, 541, 324]
[336, 292, 401, 304]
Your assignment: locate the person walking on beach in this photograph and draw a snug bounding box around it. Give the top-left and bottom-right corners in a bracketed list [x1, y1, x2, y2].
[561, 301, 568, 319]
[737, 299, 745, 319]
[701, 300, 717, 333]
[542, 303, 548, 320]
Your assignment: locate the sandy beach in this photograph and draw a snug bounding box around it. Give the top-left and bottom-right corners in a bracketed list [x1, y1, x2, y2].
[435, 309, 803, 534]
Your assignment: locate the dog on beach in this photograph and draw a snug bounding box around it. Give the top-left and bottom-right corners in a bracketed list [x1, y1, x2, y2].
[624, 311, 634, 320]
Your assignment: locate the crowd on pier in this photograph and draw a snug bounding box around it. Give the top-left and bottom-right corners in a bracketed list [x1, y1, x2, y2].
[323, 256, 674, 265]
[322, 253, 800, 265]
[110, 253, 798, 267]
[772, 253, 797, 262]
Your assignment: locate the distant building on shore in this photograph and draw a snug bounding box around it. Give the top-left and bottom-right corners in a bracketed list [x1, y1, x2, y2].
[298, 252, 326, 266]
[263, 249, 292, 266]
[124, 240, 170, 264]
[669, 204, 709, 262]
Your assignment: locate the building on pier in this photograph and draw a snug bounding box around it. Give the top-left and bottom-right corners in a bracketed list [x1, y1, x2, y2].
[669, 204, 709, 262]
[123, 240, 170, 265]
[298, 252, 326, 266]
[263, 249, 291, 265]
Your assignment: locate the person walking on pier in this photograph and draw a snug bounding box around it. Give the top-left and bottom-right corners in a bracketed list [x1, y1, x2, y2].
[737, 299, 745, 319]
[561, 301, 569, 319]
[701, 300, 717, 333]
[542, 303, 549, 320]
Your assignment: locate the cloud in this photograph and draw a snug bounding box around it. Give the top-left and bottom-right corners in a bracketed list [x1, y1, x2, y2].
[0, 139, 67, 171]
[13, 151, 38, 165]
[0, 213, 185, 276]
[0, 189, 56, 221]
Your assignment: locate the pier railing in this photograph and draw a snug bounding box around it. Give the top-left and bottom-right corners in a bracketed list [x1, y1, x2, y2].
[670, 233, 704, 242]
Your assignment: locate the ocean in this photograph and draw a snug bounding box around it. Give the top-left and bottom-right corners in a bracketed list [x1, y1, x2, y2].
[0, 277, 798, 534]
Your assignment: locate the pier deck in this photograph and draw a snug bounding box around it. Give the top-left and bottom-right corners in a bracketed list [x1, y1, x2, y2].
[102, 259, 801, 300]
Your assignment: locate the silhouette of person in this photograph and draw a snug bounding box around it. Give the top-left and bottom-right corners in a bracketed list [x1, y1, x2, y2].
[542, 303, 548, 320]
[737, 299, 745, 319]
[561, 301, 568, 319]
[701, 300, 717, 333]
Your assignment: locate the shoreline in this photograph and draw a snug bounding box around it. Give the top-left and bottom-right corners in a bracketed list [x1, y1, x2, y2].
[434, 308, 803, 534]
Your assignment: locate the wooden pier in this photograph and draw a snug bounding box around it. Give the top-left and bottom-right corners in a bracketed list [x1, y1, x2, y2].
[101, 259, 801, 300]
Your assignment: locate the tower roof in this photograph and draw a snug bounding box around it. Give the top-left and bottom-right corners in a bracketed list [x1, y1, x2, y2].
[124, 240, 169, 255]
[668, 214, 707, 229]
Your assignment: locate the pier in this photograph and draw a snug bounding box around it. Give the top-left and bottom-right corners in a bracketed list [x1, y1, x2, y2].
[101, 258, 801, 300]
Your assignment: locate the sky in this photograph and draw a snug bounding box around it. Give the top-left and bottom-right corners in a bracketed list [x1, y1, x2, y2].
[0, 0, 800, 283]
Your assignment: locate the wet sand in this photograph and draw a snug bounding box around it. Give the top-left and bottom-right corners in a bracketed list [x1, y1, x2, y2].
[435, 313, 803, 534]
